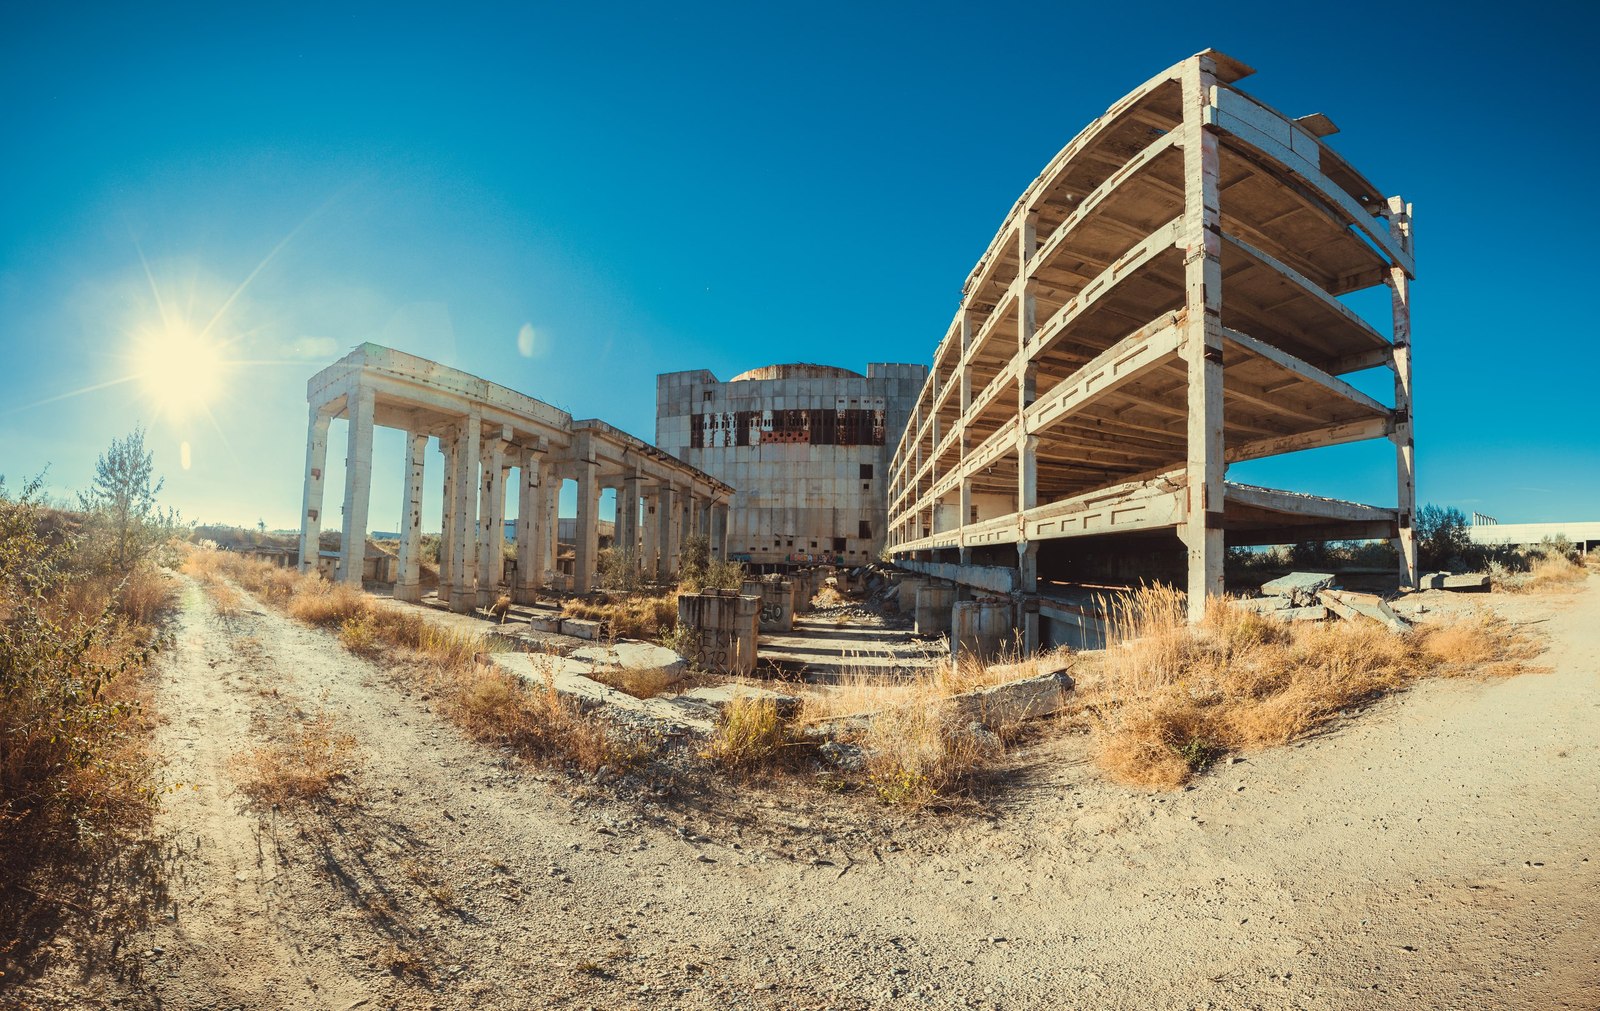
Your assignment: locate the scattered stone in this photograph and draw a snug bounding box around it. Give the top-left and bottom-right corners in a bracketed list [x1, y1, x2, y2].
[818, 741, 866, 772]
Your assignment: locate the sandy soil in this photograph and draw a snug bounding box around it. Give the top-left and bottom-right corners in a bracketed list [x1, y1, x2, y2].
[17, 575, 1598, 1010]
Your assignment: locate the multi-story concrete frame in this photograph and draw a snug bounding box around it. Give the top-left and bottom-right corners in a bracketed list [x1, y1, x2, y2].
[886, 49, 1416, 631]
[658, 363, 927, 568]
[300, 344, 733, 610]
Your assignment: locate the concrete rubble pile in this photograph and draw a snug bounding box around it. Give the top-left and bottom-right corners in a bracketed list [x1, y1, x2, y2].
[1242, 571, 1415, 633]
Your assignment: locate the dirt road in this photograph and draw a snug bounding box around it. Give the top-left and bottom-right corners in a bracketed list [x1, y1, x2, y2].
[24, 575, 1599, 1010]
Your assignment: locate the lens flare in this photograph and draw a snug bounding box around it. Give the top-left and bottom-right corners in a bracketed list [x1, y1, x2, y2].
[132, 324, 226, 418]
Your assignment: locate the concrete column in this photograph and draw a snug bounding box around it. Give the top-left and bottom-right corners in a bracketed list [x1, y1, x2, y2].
[620, 476, 643, 575]
[544, 476, 560, 586]
[574, 436, 600, 594]
[641, 491, 660, 581]
[338, 383, 375, 586]
[1017, 429, 1038, 514]
[298, 406, 331, 574]
[438, 435, 457, 601]
[711, 502, 729, 560]
[656, 485, 677, 581]
[1387, 195, 1418, 590]
[448, 412, 481, 613]
[395, 432, 427, 602]
[514, 450, 544, 604]
[477, 435, 507, 608]
[1017, 541, 1039, 654]
[678, 494, 692, 554]
[1180, 54, 1225, 623]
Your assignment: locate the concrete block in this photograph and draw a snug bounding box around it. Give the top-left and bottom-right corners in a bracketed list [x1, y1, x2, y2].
[1231, 595, 1293, 613]
[569, 641, 688, 680]
[561, 617, 603, 640]
[915, 583, 956, 637]
[947, 668, 1074, 728]
[676, 589, 760, 675]
[1420, 571, 1491, 592]
[953, 598, 1013, 660]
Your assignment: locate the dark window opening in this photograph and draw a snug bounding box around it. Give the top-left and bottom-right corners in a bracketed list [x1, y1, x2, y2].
[860, 464, 873, 479]
[832, 537, 847, 552]
[858, 520, 872, 539]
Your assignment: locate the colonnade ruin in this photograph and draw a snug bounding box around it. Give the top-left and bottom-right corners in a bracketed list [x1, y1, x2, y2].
[298, 344, 732, 610]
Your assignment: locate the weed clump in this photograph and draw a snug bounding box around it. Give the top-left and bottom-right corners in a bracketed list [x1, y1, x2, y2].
[234, 712, 361, 803]
[701, 695, 793, 770]
[448, 664, 645, 774]
[861, 704, 990, 808]
[1079, 585, 1539, 788]
[561, 593, 678, 641]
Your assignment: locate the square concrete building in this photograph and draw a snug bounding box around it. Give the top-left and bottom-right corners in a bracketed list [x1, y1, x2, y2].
[657, 362, 927, 569]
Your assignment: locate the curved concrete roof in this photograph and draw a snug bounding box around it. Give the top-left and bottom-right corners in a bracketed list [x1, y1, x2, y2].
[729, 363, 864, 382]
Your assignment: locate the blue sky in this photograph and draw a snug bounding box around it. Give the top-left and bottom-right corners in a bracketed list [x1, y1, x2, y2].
[2, 1, 1595, 531]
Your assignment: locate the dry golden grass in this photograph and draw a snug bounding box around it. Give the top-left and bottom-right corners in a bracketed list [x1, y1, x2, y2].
[797, 642, 1056, 727]
[115, 565, 178, 625]
[700, 695, 793, 770]
[286, 579, 369, 627]
[233, 712, 360, 803]
[1509, 553, 1588, 593]
[206, 580, 245, 617]
[862, 703, 993, 808]
[182, 547, 304, 603]
[443, 664, 631, 773]
[793, 649, 1038, 807]
[181, 548, 644, 776]
[561, 593, 678, 641]
[1076, 585, 1540, 789]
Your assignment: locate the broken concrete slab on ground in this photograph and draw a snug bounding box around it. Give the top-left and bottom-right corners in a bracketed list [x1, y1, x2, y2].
[1236, 572, 1412, 632]
[1319, 589, 1412, 633]
[480, 647, 795, 739]
[1419, 571, 1491, 592]
[1259, 571, 1336, 607]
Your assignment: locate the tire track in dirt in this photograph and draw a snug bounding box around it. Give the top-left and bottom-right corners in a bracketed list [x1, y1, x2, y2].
[139, 581, 372, 1008]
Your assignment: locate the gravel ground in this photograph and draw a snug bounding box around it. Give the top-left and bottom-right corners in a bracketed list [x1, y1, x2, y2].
[13, 574, 1598, 1010]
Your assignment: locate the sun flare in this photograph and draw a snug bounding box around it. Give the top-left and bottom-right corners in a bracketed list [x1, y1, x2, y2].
[133, 325, 226, 418]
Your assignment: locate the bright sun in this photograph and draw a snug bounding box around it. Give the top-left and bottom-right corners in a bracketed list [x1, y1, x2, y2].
[133, 325, 226, 417]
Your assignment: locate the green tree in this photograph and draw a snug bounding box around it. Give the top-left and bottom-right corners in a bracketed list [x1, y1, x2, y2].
[1414, 504, 1471, 572]
[77, 425, 179, 573]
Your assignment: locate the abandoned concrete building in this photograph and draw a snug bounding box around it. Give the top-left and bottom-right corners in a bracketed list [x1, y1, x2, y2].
[298, 49, 1417, 657]
[299, 344, 732, 609]
[886, 48, 1416, 645]
[656, 362, 926, 569]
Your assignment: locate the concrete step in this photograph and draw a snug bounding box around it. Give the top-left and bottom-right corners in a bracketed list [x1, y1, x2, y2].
[759, 617, 940, 682]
